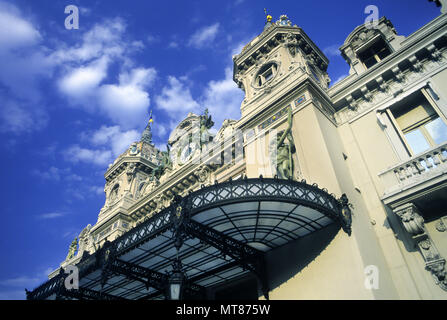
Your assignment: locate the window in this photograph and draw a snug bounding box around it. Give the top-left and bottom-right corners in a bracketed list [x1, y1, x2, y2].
[388, 90, 447, 156]
[358, 37, 392, 69]
[255, 63, 277, 87]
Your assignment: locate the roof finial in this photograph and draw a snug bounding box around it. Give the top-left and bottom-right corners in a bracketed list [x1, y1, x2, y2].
[263, 8, 273, 31]
[141, 109, 153, 144]
[264, 8, 272, 23]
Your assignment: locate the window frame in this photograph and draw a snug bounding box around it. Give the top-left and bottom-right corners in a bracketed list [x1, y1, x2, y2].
[254, 62, 278, 88]
[385, 88, 447, 157]
[357, 36, 393, 70]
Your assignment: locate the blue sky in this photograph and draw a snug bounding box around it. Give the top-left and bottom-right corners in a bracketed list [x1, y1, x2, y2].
[0, 0, 441, 299]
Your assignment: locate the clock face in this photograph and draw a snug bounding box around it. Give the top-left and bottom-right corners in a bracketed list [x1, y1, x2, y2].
[179, 142, 199, 164]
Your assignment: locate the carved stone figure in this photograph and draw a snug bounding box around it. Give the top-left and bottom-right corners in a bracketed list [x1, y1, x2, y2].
[66, 237, 78, 260]
[151, 144, 173, 181]
[200, 108, 214, 149]
[270, 107, 296, 179]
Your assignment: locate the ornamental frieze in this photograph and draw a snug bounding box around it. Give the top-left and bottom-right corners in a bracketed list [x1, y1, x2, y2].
[334, 49, 446, 125]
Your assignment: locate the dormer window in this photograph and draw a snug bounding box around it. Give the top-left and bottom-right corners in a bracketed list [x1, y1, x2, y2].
[255, 62, 278, 87]
[358, 37, 392, 69]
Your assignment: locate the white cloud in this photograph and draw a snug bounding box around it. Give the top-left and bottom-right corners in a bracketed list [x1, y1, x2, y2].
[323, 44, 341, 57]
[32, 166, 83, 182]
[89, 186, 104, 195]
[0, 99, 48, 134]
[155, 76, 201, 116]
[65, 145, 113, 166]
[37, 212, 66, 220]
[201, 68, 243, 128]
[147, 34, 160, 44]
[59, 57, 109, 101]
[0, 3, 52, 134]
[154, 40, 244, 135]
[32, 166, 62, 181]
[65, 125, 140, 167]
[188, 23, 220, 48]
[53, 20, 157, 129]
[97, 68, 156, 128]
[0, 3, 41, 49]
[50, 18, 128, 65]
[89, 125, 140, 157]
[168, 41, 179, 49]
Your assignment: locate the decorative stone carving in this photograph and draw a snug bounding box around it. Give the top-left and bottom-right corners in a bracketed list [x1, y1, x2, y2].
[194, 165, 212, 185]
[346, 96, 358, 111]
[78, 224, 92, 256]
[409, 56, 423, 73]
[394, 203, 425, 236]
[335, 49, 447, 125]
[376, 77, 389, 93]
[126, 163, 137, 183]
[428, 44, 443, 61]
[284, 32, 298, 56]
[392, 66, 406, 83]
[269, 107, 296, 179]
[394, 203, 447, 291]
[200, 108, 214, 150]
[436, 218, 446, 232]
[66, 237, 78, 261]
[351, 29, 378, 49]
[151, 145, 173, 182]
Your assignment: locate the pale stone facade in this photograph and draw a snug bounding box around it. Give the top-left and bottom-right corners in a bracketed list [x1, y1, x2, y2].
[50, 5, 447, 299]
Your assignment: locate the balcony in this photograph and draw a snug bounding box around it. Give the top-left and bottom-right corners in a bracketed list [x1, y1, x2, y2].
[379, 141, 447, 207]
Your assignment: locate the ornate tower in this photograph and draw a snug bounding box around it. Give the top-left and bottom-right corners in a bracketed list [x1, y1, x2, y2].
[233, 14, 336, 181]
[86, 117, 163, 249]
[233, 14, 330, 121]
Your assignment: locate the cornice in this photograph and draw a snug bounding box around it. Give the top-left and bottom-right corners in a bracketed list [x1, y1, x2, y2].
[329, 14, 447, 101]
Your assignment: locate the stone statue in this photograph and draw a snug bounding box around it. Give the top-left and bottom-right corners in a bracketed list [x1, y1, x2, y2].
[151, 144, 173, 181]
[66, 237, 78, 260]
[270, 107, 296, 179]
[200, 108, 214, 149]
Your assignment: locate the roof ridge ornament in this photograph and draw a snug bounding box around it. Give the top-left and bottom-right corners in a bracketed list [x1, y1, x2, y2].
[141, 110, 153, 144]
[263, 8, 273, 31]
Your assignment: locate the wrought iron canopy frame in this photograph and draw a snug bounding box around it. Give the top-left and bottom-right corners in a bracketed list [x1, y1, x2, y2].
[27, 177, 352, 300]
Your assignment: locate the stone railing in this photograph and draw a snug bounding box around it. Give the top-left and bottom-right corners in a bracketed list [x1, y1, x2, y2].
[379, 142, 447, 197]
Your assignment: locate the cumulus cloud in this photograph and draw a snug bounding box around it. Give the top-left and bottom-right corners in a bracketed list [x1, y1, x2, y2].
[32, 166, 83, 182]
[65, 145, 113, 166]
[66, 125, 140, 167]
[0, 98, 48, 134]
[50, 18, 128, 65]
[188, 23, 220, 48]
[53, 19, 157, 129]
[202, 67, 243, 128]
[155, 76, 201, 116]
[0, 6, 155, 135]
[155, 52, 244, 132]
[89, 125, 140, 157]
[0, 3, 52, 134]
[97, 68, 156, 128]
[0, 2, 41, 49]
[59, 57, 109, 102]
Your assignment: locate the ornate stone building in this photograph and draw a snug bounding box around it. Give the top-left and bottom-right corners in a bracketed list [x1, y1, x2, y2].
[28, 3, 447, 300]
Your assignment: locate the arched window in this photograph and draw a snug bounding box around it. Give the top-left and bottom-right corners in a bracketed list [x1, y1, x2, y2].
[254, 62, 278, 87]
